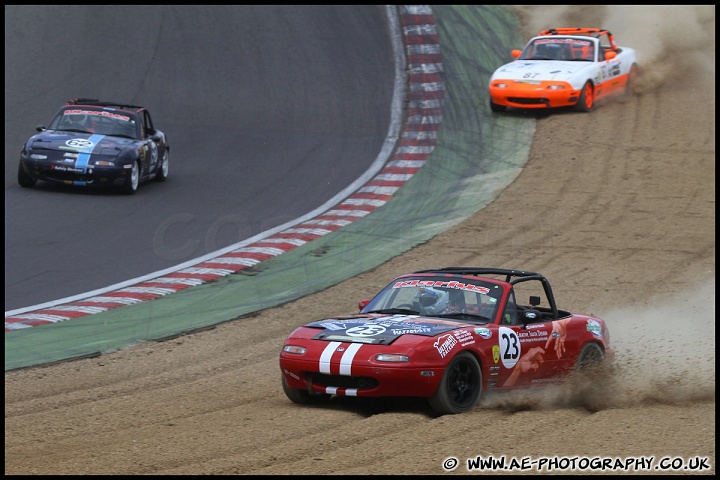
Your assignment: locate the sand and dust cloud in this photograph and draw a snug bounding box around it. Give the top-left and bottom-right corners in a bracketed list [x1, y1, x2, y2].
[510, 5, 716, 91]
[479, 279, 715, 413]
[602, 279, 715, 403]
[472, 5, 716, 414]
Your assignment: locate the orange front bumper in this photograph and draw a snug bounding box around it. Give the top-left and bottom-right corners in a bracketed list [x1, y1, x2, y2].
[489, 80, 580, 109]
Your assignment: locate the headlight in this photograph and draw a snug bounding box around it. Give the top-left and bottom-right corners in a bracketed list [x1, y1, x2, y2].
[492, 82, 508, 88]
[94, 161, 115, 166]
[29, 153, 48, 160]
[375, 353, 410, 362]
[547, 85, 566, 90]
[282, 345, 306, 355]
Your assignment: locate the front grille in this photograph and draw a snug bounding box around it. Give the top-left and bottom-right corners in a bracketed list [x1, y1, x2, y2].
[508, 97, 548, 105]
[310, 373, 378, 390]
[43, 170, 88, 182]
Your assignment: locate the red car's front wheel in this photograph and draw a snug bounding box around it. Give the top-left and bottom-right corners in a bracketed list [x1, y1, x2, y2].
[281, 375, 329, 405]
[428, 351, 482, 415]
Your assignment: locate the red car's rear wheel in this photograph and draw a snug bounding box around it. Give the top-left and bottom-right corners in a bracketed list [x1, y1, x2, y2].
[575, 342, 604, 371]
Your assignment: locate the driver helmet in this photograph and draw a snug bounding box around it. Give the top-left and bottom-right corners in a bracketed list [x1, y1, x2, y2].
[545, 43, 562, 59]
[416, 287, 449, 315]
[66, 113, 87, 127]
[536, 42, 560, 59]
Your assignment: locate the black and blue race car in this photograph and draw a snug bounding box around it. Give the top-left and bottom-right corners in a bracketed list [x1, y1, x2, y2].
[17, 98, 169, 194]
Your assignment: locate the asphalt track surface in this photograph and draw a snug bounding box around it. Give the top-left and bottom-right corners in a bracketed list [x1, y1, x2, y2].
[4, 5, 395, 312]
[5, 6, 535, 369]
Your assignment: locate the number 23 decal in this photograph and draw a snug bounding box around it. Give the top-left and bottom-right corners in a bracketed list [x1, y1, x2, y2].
[499, 326, 520, 368]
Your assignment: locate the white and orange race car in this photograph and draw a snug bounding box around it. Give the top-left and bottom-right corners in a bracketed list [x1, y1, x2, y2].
[488, 27, 638, 113]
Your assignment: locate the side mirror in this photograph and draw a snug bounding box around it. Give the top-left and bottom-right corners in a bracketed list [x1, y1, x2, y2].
[604, 50, 617, 60]
[529, 295, 541, 307]
[358, 299, 370, 312]
[511, 49, 522, 59]
[36, 125, 46, 132]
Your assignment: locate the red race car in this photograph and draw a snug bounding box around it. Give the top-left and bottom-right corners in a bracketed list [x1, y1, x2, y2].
[279, 267, 613, 415]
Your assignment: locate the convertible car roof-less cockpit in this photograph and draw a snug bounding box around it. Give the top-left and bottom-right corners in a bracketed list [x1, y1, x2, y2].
[280, 267, 613, 415]
[488, 27, 639, 113]
[18, 98, 170, 194]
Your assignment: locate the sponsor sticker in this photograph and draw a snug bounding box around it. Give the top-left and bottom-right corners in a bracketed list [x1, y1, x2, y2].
[64, 109, 130, 121]
[392, 279, 491, 295]
[586, 319, 603, 339]
[283, 369, 300, 380]
[434, 333, 458, 358]
[64, 138, 95, 150]
[492, 345, 500, 364]
[323, 335, 376, 344]
[454, 329, 475, 346]
[345, 323, 386, 337]
[51, 165, 83, 173]
[474, 327, 492, 339]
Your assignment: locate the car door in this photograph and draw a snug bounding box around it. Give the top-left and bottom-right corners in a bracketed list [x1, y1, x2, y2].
[596, 35, 626, 98]
[139, 110, 159, 175]
[494, 289, 554, 388]
[496, 321, 555, 388]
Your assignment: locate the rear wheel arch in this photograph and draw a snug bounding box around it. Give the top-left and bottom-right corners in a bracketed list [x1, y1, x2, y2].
[155, 148, 169, 182]
[624, 63, 639, 97]
[575, 341, 605, 371]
